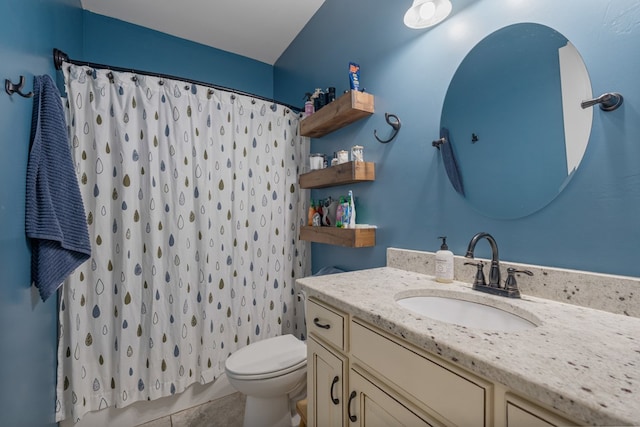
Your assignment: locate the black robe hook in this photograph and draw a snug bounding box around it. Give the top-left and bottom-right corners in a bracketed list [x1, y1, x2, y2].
[374, 112, 401, 143]
[5, 76, 33, 98]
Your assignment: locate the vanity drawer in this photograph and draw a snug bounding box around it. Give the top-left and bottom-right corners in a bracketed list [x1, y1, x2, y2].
[350, 319, 490, 427]
[307, 298, 346, 351]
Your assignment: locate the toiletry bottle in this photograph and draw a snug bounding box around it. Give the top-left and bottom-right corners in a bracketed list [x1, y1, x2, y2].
[347, 190, 356, 228]
[435, 236, 454, 283]
[312, 88, 325, 111]
[326, 87, 336, 104]
[335, 196, 345, 228]
[340, 195, 351, 227]
[330, 152, 338, 167]
[308, 200, 315, 226]
[303, 93, 314, 117]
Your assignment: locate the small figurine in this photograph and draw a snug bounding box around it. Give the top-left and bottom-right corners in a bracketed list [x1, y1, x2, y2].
[321, 197, 333, 226]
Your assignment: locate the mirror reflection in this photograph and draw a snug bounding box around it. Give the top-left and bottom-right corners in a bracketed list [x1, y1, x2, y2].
[441, 23, 593, 219]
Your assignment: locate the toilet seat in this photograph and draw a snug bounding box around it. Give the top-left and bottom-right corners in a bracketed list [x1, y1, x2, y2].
[225, 334, 306, 381]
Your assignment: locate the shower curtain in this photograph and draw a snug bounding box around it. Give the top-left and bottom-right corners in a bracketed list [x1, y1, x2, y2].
[56, 64, 310, 422]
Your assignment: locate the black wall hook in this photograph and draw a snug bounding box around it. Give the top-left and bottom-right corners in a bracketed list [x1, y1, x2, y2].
[432, 137, 445, 150]
[374, 112, 401, 143]
[5, 76, 33, 98]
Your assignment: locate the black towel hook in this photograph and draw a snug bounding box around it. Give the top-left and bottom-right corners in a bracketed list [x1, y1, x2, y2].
[5, 76, 33, 98]
[432, 137, 445, 150]
[374, 112, 401, 143]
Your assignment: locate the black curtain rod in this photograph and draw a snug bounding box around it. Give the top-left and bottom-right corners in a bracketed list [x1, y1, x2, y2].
[52, 48, 302, 113]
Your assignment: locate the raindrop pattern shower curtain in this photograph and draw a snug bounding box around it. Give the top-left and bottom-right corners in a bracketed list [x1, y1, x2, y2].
[56, 64, 310, 422]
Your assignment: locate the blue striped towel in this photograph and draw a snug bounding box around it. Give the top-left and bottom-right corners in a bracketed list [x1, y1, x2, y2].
[25, 75, 91, 302]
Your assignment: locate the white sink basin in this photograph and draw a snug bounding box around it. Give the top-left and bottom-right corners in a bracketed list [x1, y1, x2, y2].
[396, 295, 537, 332]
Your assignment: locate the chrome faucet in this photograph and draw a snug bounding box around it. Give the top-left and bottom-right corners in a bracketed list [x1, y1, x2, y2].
[464, 232, 530, 298]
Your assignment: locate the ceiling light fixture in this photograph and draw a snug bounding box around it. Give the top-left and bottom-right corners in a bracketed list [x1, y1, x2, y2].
[404, 0, 453, 29]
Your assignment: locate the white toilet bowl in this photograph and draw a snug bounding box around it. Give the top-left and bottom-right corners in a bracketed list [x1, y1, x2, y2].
[225, 334, 307, 427]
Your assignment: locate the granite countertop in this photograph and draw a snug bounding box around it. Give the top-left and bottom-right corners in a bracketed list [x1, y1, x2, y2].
[297, 266, 640, 426]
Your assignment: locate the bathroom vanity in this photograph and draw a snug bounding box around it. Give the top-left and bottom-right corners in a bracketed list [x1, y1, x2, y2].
[296, 248, 640, 426]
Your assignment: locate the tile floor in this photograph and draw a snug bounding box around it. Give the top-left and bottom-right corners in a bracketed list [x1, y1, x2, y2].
[137, 392, 245, 427]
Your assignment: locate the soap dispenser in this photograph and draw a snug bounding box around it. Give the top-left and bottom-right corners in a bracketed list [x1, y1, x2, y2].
[435, 236, 454, 283]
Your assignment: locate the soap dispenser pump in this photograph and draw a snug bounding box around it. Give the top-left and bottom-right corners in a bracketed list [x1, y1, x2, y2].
[435, 236, 454, 283]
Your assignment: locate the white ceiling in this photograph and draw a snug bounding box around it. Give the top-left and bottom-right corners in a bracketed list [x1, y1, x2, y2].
[80, 0, 326, 65]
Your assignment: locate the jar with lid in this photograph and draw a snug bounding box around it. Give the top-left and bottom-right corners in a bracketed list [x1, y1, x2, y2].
[351, 145, 364, 162]
[336, 150, 349, 164]
[309, 153, 324, 170]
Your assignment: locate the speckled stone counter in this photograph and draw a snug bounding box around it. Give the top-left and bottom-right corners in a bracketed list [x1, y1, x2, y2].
[296, 249, 640, 426]
[387, 248, 640, 318]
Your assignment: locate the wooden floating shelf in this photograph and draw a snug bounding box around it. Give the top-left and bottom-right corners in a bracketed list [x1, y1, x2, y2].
[298, 91, 376, 247]
[300, 90, 374, 138]
[300, 226, 376, 248]
[299, 161, 375, 189]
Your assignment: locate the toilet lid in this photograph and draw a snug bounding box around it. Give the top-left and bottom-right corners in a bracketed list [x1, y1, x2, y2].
[225, 334, 306, 377]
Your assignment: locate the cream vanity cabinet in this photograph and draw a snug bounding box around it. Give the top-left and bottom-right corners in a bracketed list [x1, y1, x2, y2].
[349, 319, 489, 426]
[348, 366, 439, 426]
[306, 297, 579, 427]
[307, 298, 348, 426]
[307, 337, 347, 426]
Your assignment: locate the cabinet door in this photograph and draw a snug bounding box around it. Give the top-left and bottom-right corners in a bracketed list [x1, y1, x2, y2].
[348, 368, 442, 427]
[308, 337, 346, 427]
[506, 394, 577, 427]
[350, 319, 489, 426]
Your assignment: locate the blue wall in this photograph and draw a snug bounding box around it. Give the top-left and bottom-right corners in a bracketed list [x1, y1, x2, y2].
[275, 0, 640, 278]
[0, 2, 83, 426]
[0, 7, 274, 427]
[1, 2, 638, 425]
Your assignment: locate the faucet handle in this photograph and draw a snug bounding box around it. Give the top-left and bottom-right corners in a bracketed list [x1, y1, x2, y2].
[504, 268, 533, 291]
[464, 261, 486, 286]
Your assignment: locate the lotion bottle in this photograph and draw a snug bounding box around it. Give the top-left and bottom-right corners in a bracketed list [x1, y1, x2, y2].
[435, 236, 454, 283]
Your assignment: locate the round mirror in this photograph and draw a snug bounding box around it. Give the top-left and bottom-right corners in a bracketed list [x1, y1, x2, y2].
[440, 23, 593, 219]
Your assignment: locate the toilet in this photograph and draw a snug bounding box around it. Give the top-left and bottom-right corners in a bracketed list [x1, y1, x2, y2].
[225, 334, 307, 427]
